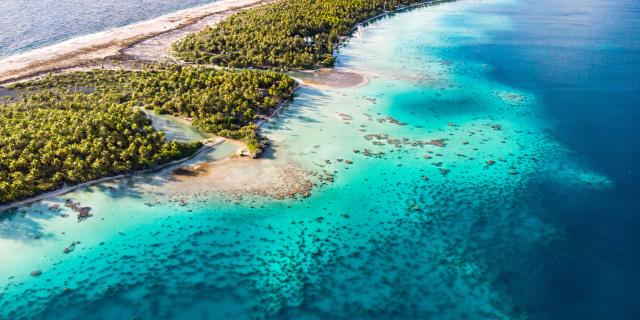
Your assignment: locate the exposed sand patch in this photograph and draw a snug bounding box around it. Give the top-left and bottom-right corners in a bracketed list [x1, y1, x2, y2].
[289, 68, 369, 89]
[160, 140, 322, 202]
[168, 156, 315, 200]
[123, 11, 227, 62]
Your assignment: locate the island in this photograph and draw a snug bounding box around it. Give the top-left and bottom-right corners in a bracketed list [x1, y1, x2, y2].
[0, 67, 295, 204]
[0, 0, 434, 206]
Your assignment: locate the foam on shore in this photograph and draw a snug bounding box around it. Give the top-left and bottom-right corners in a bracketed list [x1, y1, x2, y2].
[0, 0, 266, 84]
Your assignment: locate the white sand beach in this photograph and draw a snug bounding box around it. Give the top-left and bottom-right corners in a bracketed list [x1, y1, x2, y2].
[0, 0, 267, 84]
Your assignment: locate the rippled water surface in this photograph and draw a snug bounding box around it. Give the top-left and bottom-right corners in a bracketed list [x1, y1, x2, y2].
[0, 0, 219, 58]
[1, 0, 639, 319]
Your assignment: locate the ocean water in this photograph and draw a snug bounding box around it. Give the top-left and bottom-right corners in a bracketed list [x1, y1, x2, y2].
[1, 0, 639, 319]
[0, 0, 220, 58]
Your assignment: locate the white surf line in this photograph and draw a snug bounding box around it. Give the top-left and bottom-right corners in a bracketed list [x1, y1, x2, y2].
[0, 0, 269, 84]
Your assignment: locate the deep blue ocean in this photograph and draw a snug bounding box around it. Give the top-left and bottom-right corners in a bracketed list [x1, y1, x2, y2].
[0, 0, 219, 58]
[460, 0, 640, 317]
[0, 0, 639, 319]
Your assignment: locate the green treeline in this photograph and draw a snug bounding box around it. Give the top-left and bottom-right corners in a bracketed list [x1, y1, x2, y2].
[173, 0, 425, 69]
[0, 92, 199, 204]
[0, 66, 295, 204]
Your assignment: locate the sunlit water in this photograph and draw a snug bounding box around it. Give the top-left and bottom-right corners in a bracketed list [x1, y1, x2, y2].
[143, 110, 211, 143]
[1, 0, 639, 319]
[0, 0, 220, 58]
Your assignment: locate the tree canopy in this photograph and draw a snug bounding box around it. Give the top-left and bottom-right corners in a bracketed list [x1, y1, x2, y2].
[0, 66, 295, 204]
[173, 0, 424, 69]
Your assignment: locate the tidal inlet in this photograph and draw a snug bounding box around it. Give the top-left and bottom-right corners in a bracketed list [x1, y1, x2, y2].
[0, 0, 638, 319]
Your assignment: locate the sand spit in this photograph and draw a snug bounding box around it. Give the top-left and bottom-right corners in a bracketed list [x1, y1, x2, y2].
[289, 68, 369, 89]
[0, 0, 268, 84]
[164, 150, 317, 201]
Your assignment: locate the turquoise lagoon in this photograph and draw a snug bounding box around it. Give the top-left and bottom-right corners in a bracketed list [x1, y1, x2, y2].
[1, 0, 639, 319]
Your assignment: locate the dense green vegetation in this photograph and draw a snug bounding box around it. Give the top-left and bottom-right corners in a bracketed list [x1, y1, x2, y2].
[0, 92, 200, 204]
[10, 66, 296, 148]
[0, 66, 295, 204]
[173, 0, 424, 69]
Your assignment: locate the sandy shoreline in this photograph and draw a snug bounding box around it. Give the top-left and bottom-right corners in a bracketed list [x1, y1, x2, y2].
[0, 0, 269, 84]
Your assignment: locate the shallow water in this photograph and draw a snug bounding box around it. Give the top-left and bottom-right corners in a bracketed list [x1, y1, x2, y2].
[0, 0, 220, 58]
[1, 0, 639, 319]
[142, 110, 210, 143]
